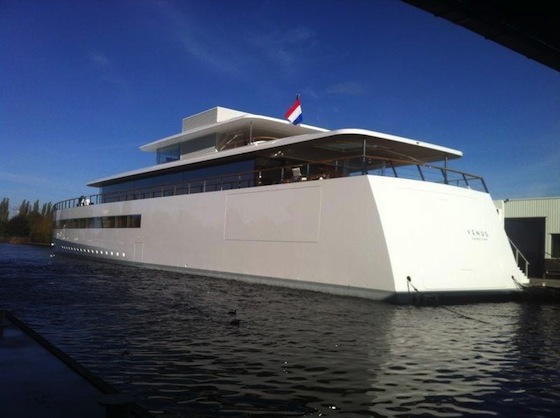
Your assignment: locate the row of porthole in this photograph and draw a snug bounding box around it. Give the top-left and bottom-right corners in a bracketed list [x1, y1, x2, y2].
[60, 245, 126, 258]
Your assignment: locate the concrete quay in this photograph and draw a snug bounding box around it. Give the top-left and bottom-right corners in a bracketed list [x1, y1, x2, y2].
[0, 310, 152, 418]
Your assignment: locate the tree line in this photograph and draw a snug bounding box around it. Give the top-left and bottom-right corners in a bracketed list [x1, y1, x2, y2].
[0, 198, 53, 245]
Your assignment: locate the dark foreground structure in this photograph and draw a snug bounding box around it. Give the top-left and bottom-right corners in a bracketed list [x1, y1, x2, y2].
[0, 310, 152, 418]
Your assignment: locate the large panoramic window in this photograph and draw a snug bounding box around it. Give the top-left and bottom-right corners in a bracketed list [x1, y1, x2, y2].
[100, 159, 255, 199]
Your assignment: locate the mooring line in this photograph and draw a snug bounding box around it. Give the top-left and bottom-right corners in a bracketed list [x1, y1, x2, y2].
[406, 276, 494, 325]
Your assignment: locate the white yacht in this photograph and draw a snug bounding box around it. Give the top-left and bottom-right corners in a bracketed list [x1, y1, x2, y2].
[53, 107, 529, 303]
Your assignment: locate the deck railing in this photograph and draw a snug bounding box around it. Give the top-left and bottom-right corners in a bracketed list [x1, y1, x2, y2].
[54, 156, 488, 211]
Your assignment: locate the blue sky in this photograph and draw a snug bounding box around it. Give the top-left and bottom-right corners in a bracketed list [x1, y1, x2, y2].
[2, 0, 559, 214]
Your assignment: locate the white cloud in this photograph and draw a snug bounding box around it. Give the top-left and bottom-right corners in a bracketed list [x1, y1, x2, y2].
[86, 50, 128, 90]
[243, 26, 317, 76]
[0, 171, 54, 187]
[146, 1, 241, 76]
[88, 51, 111, 69]
[145, 1, 317, 81]
[325, 81, 366, 96]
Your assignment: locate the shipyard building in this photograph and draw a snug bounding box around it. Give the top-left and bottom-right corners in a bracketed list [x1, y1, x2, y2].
[495, 197, 560, 280]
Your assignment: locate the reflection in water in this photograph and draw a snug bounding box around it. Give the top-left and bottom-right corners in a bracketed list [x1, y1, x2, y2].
[1, 243, 560, 417]
[372, 304, 520, 416]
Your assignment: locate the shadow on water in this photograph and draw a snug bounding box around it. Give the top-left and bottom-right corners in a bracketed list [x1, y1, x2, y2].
[1, 243, 560, 417]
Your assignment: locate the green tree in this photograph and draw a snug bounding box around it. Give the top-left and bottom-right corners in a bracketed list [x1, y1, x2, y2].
[6, 214, 30, 238]
[41, 202, 52, 217]
[0, 197, 9, 238]
[18, 200, 30, 218]
[27, 200, 42, 238]
[1, 197, 54, 243]
[0, 198, 8, 223]
[29, 215, 53, 244]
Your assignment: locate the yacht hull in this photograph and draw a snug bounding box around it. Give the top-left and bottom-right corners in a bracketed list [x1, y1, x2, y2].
[54, 175, 528, 303]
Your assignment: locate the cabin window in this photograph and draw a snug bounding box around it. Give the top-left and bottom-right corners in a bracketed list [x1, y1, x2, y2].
[116, 216, 128, 228]
[55, 215, 142, 229]
[102, 216, 115, 228]
[128, 214, 141, 228]
[157, 144, 180, 164]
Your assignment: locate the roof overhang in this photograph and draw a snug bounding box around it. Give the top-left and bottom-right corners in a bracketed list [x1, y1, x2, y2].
[139, 114, 327, 153]
[88, 128, 462, 187]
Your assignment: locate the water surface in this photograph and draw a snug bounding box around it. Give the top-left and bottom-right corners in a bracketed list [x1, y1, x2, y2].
[1, 243, 559, 417]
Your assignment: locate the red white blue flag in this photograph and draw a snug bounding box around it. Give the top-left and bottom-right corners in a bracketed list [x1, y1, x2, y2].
[285, 95, 303, 125]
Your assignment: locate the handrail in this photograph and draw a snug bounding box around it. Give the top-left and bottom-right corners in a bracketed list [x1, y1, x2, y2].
[509, 238, 530, 278]
[54, 155, 488, 211]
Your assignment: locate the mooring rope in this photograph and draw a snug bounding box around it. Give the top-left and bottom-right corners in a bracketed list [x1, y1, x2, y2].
[406, 276, 494, 325]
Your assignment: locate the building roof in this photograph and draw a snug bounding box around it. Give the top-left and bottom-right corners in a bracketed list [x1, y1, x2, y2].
[402, 0, 560, 72]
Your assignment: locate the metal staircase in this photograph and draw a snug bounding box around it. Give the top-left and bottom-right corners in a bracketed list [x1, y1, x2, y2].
[509, 238, 529, 279]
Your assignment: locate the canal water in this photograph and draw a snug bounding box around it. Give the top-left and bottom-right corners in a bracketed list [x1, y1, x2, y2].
[1, 243, 560, 417]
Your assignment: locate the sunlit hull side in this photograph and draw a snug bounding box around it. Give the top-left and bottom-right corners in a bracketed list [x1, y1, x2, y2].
[54, 175, 528, 304]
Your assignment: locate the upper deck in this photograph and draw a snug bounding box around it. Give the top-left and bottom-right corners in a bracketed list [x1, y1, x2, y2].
[54, 107, 486, 210]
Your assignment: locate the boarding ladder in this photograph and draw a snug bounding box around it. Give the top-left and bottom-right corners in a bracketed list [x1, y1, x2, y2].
[509, 238, 530, 278]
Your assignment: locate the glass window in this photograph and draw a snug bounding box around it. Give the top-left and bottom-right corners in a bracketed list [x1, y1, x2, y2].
[116, 216, 128, 228]
[128, 215, 141, 228]
[98, 158, 256, 203]
[54, 215, 141, 229]
[102, 216, 115, 228]
[157, 144, 181, 164]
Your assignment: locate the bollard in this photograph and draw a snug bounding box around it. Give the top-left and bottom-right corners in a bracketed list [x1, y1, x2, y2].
[97, 393, 135, 418]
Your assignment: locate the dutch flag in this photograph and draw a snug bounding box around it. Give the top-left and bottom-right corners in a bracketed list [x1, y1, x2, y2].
[285, 95, 303, 125]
